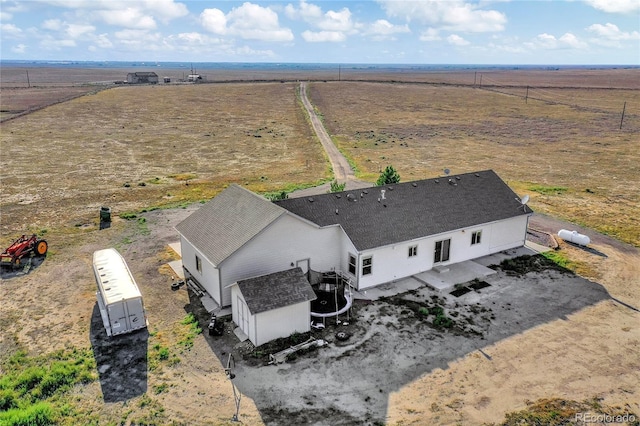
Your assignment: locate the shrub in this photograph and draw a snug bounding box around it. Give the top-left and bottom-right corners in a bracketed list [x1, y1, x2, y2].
[329, 180, 346, 193]
[376, 165, 400, 186]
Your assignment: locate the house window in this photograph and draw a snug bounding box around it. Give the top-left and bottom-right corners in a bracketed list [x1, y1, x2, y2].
[434, 239, 451, 263]
[348, 254, 356, 275]
[471, 230, 482, 245]
[408, 245, 418, 257]
[362, 256, 372, 275]
[196, 255, 202, 273]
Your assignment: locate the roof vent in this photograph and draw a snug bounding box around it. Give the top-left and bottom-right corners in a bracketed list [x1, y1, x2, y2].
[335, 209, 339, 215]
[347, 193, 355, 201]
[360, 192, 364, 198]
[474, 173, 480, 177]
[308, 197, 314, 202]
[435, 179, 439, 184]
[456, 176, 461, 180]
[380, 189, 386, 200]
[388, 186, 393, 191]
[335, 194, 341, 199]
[363, 190, 368, 194]
[412, 182, 417, 187]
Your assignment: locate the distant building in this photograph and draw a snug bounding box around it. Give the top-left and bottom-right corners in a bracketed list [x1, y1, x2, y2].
[126, 72, 159, 84]
[187, 74, 202, 82]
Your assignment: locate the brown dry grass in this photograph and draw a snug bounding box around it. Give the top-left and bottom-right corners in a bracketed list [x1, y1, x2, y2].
[308, 78, 640, 246]
[0, 83, 328, 239]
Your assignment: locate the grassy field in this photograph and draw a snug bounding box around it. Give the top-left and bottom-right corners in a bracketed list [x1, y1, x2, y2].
[1, 68, 638, 425]
[1, 82, 329, 239]
[308, 77, 640, 246]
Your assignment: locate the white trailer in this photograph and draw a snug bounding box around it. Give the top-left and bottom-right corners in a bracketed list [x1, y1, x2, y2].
[93, 248, 148, 337]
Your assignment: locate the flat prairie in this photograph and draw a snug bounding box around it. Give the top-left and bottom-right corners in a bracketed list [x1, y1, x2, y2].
[309, 72, 640, 247]
[0, 66, 638, 426]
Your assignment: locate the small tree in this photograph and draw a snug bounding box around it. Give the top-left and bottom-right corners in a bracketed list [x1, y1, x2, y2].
[329, 180, 346, 193]
[376, 165, 400, 186]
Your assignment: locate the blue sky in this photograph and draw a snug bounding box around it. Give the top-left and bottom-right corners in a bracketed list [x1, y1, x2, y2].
[1, 0, 638, 64]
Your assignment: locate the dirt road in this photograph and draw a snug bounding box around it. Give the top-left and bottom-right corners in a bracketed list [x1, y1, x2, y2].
[299, 82, 354, 184]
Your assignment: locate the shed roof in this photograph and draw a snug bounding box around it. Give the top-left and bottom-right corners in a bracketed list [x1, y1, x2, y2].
[128, 72, 158, 77]
[237, 268, 317, 314]
[176, 184, 286, 265]
[276, 169, 532, 251]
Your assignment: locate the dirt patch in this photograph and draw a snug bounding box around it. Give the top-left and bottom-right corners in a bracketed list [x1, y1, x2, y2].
[181, 252, 613, 425]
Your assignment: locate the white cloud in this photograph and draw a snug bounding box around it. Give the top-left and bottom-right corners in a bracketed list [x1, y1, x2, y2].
[41, 0, 188, 24]
[285, 0, 323, 21]
[419, 27, 441, 41]
[98, 8, 157, 30]
[200, 9, 227, 35]
[66, 23, 95, 38]
[529, 32, 588, 50]
[200, 3, 293, 42]
[42, 19, 63, 31]
[40, 37, 77, 50]
[447, 34, 470, 46]
[11, 43, 26, 53]
[94, 33, 113, 48]
[1, 11, 13, 21]
[364, 19, 410, 39]
[587, 23, 640, 40]
[144, 0, 188, 23]
[378, 0, 506, 32]
[583, 0, 640, 14]
[558, 33, 587, 49]
[286, 0, 356, 39]
[286, 0, 362, 44]
[1, 23, 22, 37]
[301, 30, 346, 42]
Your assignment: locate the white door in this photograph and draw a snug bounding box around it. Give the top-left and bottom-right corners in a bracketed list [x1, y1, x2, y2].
[296, 258, 310, 273]
[237, 296, 250, 335]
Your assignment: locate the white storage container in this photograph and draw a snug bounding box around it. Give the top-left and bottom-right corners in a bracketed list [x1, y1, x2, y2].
[93, 248, 148, 337]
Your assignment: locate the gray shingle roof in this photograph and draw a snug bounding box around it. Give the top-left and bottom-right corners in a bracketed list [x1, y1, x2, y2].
[176, 184, 286, 265]
[276, 170, 532, 251]
[237, 268, 317, 314]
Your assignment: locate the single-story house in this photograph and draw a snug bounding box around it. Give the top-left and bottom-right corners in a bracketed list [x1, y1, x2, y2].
[231, 268, 316, 346]
[176, 169, 532, 344]
[126, 72, 159, 84]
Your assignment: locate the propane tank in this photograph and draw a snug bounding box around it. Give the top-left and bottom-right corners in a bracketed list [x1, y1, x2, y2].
[558, 229, 590, 246]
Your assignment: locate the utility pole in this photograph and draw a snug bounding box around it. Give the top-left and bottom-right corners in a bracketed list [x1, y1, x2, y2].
[525, 85, 529, 103]
[26, 70, 30, 88]
[620, 101, 626, 130]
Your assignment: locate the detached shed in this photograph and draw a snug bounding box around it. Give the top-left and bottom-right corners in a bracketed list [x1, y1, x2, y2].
[93, 248, 148, 337]
[231, 268, 316, 347]
[126, 72, 158, 84]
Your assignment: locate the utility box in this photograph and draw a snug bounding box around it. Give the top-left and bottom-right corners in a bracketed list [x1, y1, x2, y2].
[93, 248, 148, 337]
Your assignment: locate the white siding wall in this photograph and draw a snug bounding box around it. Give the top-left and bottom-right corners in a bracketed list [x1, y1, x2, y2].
[254, 302, 311, 347]
[220, 214, 343, 307]
[180, 235, 221, 304]
[356, 215, 529, 290]
[231, 284, 311, 347]
[338, 231, 358, 281]
[487, 215, 529, 251]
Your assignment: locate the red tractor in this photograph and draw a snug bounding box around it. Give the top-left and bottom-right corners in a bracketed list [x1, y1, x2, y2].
[0, 234, 48, 269]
